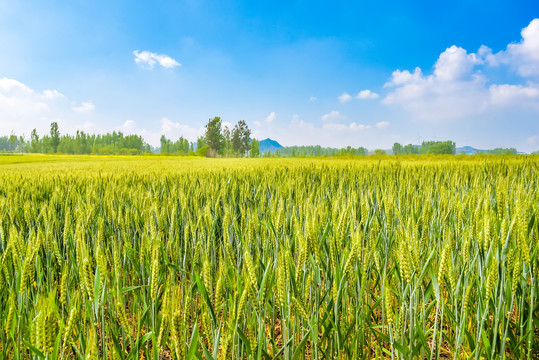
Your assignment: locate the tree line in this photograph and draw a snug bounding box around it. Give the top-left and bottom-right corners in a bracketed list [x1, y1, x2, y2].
[271, 145, 368, 157]
[0, 121, 528, 156]
[0, 123, 152, 155]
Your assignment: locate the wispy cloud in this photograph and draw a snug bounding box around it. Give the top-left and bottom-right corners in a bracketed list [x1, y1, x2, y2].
[321, 110, 341, 121]
[338, 92, 352, 103]
[133, 50, 181, 69]
[357, 90, 379, 99]
[266, 112, 276, 123]
[376, 121, 389, 128]
[72, 102, 95, 112]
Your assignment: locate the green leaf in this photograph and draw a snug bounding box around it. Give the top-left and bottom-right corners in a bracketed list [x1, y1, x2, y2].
[23, 341, 45, 359]
[236, 326, 252, 355]
[292, 330, 311, 360]
[121, 285, 145, 294]
[186, 322, 199, 360]
[195, 273, 217, 324]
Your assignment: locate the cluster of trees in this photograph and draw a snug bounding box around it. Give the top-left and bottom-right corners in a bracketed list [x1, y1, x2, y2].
[0, 134, 23, 152]
[272, 145, 368, 157]
[393, 141, 456, 155]
[0, 123, 151, 155]
[194, 117, 259, 157]
[159, 135, 192, 155]
[486, 147, 517, 155]
[0, 121, 531, 157]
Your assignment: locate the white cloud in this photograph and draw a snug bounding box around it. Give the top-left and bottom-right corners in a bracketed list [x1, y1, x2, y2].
[526, 135, 538, 144]
[42, 89, 65, 100]
[380, 19, 539, 123]
[266, 112, 276, 123]
[0, 77, 100, 137]
[432, 45, 482, 82]
[376, 121, 390, 129]
[160, 117, 203, 140]
[72, 102, 95, 112]
[309, 96, 317, 102]
[323, 122, 371, 131]
[254, 121, 261, 127]
[357, 89, 379, 99]
[119, 120, 136, 132]
[489, 84, 539, 106]
[486, 19, 539, 77]
[382, 47, 495, 121]
[222, 121, 233, 131]
[0, 77, 33, 94]
[321, 110, 341, 121]
[338, 92, 352, 103]
[133, 50, 181, 69]
[291, 114, 300, 123]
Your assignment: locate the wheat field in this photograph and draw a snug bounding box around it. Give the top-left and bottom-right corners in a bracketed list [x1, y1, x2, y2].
[0, 155, 537, 359]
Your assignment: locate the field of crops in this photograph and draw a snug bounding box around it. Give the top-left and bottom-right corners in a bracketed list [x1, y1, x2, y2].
[0, 155, 537, 359]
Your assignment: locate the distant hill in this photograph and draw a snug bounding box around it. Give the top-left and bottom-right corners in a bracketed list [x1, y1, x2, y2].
[259, 138, 283, 153]
[456, 146, 486, 155]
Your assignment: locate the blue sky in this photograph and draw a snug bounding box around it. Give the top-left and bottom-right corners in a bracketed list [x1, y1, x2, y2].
[1, 0, 539, 151]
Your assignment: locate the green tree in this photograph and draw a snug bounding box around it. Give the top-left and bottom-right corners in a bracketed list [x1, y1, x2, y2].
[204, 117, 224, 153]
[8, 133, 17, 151]
[250, 139, 260, 157]
[392, 142, 403, 155]
[232, 120, 251, 156]
[50, 122, 60, 153]
[30, 129, 40, 153]
[420, 141, 455, 155]
[373, 149, 387, 156]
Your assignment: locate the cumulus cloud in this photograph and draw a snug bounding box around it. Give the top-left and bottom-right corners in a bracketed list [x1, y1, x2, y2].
[160, 117, 203, 140]
[483, 19, 539, 77]
[338, 92, 352, 103]
[321, 110, 341, 121]
[357, 90, 379, 99]
[0, 77, 33, 94]
[115, 117, 203, 147]
[376, 121, 390, 128]
[133, 50, 181, 69]
[266, 112, 276, 123]
[72, 102, 95, 112]
[383, 48, 524, 120]
[489, 84, 539, 106]
[382, 19, 539, 122]
[0, 77, 100, 136]
[118, 120, 136, 132]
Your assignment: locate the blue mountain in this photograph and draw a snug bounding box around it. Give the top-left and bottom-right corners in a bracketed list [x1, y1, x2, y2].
[456, 146, 486, 155]
[259, 138, 283, 153]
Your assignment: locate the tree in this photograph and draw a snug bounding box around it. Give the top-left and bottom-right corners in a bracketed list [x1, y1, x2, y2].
[250, 139, 260, 157]
[232, 120, 251, 156]
[160, 135, 168, 153]
[30, 129, 40, 153]
[50, 122, 60, 153]
[8, 132, 17, 151]
[392, 142, 403, 155]
[204, 117, 224, 153]
[373, 149, 387, 156]
[420, 141, 455, 155]
[223, 125, 232, 156]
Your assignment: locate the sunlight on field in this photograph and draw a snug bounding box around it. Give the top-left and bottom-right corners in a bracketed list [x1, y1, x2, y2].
[0, 155, 537, 359]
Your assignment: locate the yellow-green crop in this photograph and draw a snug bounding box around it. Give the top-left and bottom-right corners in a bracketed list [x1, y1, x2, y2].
[0, 154, 537, 359]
